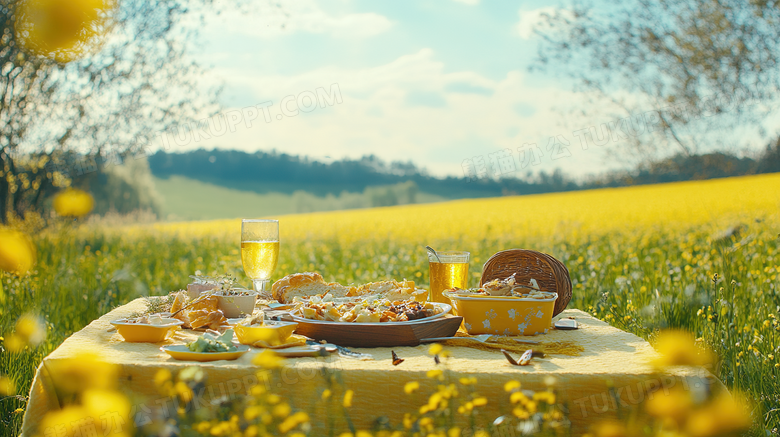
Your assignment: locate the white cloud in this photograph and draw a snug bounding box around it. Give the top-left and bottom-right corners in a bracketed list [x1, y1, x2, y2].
[183, 49, 614, 178]
[209, 1, 393, 38]
[516, 7, 571, 39]
[451, 0, 480, 5]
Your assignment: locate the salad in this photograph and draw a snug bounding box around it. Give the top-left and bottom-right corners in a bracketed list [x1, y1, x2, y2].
[187, 329, 237, 353]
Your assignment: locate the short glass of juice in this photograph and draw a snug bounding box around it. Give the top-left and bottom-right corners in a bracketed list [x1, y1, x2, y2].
[428, 251, 469, 310]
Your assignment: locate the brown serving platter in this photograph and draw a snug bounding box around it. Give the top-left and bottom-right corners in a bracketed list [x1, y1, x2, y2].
[290, 315, 463, 348]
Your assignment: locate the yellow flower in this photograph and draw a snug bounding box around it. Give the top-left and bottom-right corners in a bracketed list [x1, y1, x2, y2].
[3, 334, 25, 353]
[343, 389, 354, 408]
[174, 381, 193, 403]
[252, 349, 285, 369]
[15, 0, 114, 63]
[0, 376, 16, 396]
[504, 380, 521, 392]
[46, 352, 119, 395]
[322, 389, 332, 400]
[403, 413, 414, 429]
[652, 329, 713, 368]
[591, 421, 627, 437]
[428, 343, 443, 356]
[427, 369, 444, 380]
[532, 391, 556, 405]
[278, 411, 309, 434]
[53, 188, 95, 217]
[0, 228, 36, 275]
[15, 314, 45, 345]
[448, 428, 461, 437]
[13, 408, 24, 415]
[645, 387, 692, 424]
[272, 403, 291, 418]
[404, 381, 420, 394]
[512, 406, 529, 419]
[472, 397, 487, 407]
[685, 392, 751, 437]
[510, 391, 528, 404]
[196, 421, 212, 434]
[458, 377, 477, 386]
[154, 369, 172, 389]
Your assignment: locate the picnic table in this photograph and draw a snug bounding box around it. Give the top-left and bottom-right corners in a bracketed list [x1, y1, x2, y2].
[22, 298, 720, 436]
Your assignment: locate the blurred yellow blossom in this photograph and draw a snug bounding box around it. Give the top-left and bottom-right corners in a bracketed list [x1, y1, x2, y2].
[322, 389, 332, 400]
[428, 343, 443, 356]
[645, 387, 693, 424]
[591, 421, 627, 437]
[458, 376, 477, 386]
[0, 376, 16, 396]
[427, 369, 444, 380]
[46, 351, 118, 395]
[53, 188, 94, 217]
[277, 411, 309, 434]
[15, 314, 46, 345]
[343, 389, 354, 408]
[504, 380, 521, 392]
[252, 349, 285, 369]
[685, 392, 751, 437]
[15, 0, 115, 63]
[652, 329, 713, 368]
[532, 391, 556, 405]
[3, 334, 26, 353]
[404, 381, 420, 394]
[0, 228, 36, 275]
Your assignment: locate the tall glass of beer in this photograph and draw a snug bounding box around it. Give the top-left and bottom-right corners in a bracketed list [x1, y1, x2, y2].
[241, 219, 279, 293]
[428, 251, 469, 308]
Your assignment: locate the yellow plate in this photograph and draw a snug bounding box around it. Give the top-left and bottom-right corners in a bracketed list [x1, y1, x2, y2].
[111, 318, 183, 343]
[161, 345, 250, 362]
[234, 321, 298, 346]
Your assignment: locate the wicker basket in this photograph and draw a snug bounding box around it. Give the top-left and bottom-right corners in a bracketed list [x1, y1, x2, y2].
[480, 249, 572, 317]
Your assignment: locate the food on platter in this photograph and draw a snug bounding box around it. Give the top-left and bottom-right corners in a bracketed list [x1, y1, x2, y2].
[122, 314, 167, 325]
[272, 272, 426, 304]
[293, 294, 444, 323]
[110, 316, 183, 343]
[446, 275, 556, 300]
[170, 291, 229, 330]
[188, 274, 242, 299]
[187, 329, 238, 353]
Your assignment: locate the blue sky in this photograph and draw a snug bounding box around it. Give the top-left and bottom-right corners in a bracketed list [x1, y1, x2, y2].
[174, 0, 635, 178]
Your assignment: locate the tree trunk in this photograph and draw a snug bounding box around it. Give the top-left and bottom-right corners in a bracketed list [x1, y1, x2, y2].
[0, 152, 7, 224]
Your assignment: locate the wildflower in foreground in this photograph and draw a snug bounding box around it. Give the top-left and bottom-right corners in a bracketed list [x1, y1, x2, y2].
[14, 314, 46, 346]
[0, 228, 36, 275]
[343, 389, 354, 408]
[53, 188, 95, 217]
[0, 376, 16, 396]
[45, 351, 119, 395]
[652, 329, 713, 368]
[15, 0, 115, 63]
[404, 381, 420, 394]
[253, 349, 285, 369]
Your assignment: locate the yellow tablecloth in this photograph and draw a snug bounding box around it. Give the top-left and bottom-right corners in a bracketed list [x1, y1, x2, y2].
[22, 298, 720, 435]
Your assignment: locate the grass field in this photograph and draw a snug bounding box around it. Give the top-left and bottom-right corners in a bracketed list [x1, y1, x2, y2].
[154, 176, 447, 220]
[2, 173, 780, 436]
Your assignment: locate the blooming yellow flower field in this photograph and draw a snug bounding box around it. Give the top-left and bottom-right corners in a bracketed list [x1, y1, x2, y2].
[130, 172, 780, 244]
[1, 173, 779, 436]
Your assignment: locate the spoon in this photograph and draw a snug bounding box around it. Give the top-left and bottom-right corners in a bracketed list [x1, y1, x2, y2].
[425, 245, 442, 263]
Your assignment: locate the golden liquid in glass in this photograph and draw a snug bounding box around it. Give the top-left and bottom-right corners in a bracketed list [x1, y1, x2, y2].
[429, 261, 469, 304]
[241, 240, 280, 280]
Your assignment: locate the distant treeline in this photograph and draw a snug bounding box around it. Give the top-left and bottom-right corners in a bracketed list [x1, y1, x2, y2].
[148, 140, 780, 199]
